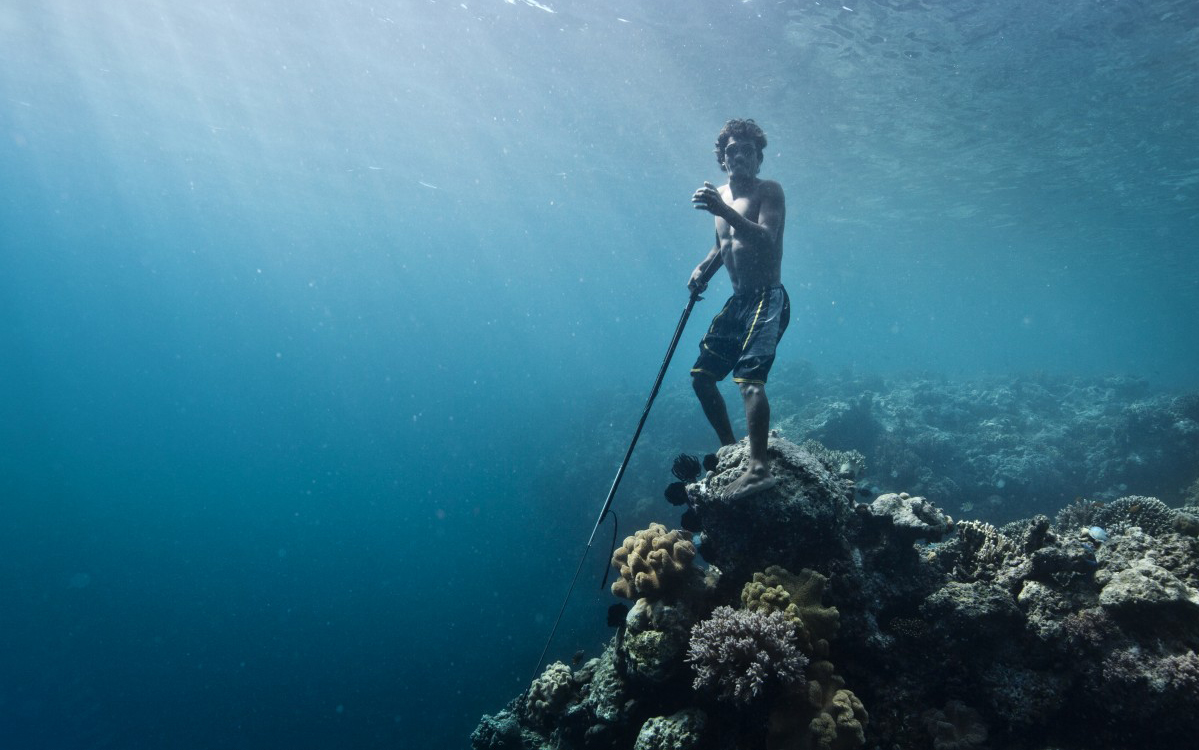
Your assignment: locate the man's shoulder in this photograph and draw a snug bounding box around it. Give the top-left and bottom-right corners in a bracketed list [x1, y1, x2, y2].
[757, 179, 785, 204]
[759, 179, 784, 195]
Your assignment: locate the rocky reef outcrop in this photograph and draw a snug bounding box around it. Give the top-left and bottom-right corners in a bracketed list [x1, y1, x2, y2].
[475, 435, 1199, 750]
[769, 368, 1199, 523]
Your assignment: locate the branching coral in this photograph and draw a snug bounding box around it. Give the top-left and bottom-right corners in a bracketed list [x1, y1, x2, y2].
[687, 606, 808, 704]
[742, 566, 840, 657]
[941, 520, 1021, 584]
[611, 523, 697, 601]
[1053, 497, 1105, 533]
[1094, 495, 1178, 536]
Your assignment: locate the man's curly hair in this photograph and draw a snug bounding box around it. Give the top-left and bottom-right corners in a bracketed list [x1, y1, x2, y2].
[715, 119, 767, 172]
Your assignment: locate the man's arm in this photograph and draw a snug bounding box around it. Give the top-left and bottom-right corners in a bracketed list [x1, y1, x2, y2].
[689, 238, 723, 293]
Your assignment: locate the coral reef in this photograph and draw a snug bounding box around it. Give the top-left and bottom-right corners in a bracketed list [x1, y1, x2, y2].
[921, 700, 987, 749]
[689, 436, 857, 583]
[477, 434, 1199, 750]
[742, 566, 840, 658]
[470, 710, 525, 750]
[869, 492, 954, 543]
[1092, 494, 1180, 535]
[549, 369, 1199, 534]
[768, 368, 1199, 522]
[621, 599, 697, 685]
[527, 661, 577, 726]
[633, 708, 705, 750]
[610, 523, 697, 601]
[767, 659, 867, 750]
[686, 606, 808, 705]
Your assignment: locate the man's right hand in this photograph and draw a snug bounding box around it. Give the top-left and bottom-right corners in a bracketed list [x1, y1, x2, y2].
[688, 268, 708, 294]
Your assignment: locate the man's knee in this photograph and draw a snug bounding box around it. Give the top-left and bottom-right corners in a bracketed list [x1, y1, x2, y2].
[738, 381, 765, 399]
[692, 374, 717, 395]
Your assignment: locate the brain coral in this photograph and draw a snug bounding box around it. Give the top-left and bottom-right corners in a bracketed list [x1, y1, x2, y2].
[611, 523, 697, 601]
[742, 565, 840, 657]
[687, 606, 808, 704]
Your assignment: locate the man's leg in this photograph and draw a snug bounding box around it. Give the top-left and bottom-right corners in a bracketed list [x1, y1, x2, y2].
[721, 382, 777, 500]
[692, 375, 736, 447]
[741, 382, 771, 472]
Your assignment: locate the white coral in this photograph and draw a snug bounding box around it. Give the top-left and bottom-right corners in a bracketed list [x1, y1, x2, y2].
[687, 606, 807, 704]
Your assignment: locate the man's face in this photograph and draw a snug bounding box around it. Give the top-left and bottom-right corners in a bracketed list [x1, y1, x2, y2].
[722, 136, 761, 178]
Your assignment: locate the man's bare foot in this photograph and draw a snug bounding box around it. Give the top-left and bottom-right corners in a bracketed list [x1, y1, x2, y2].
[722, 464, 778, 501]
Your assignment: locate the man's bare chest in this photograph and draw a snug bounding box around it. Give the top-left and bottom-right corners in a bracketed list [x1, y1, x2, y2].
[716, 197, 759, 239]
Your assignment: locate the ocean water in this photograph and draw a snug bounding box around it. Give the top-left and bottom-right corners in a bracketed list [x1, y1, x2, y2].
[1, 1, 1196, 748]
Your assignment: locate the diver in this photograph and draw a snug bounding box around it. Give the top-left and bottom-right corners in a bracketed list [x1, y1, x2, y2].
[688, 118, 790, 501]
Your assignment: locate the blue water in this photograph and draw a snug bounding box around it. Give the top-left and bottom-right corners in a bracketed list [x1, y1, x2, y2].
[1, 1, 1196, 748]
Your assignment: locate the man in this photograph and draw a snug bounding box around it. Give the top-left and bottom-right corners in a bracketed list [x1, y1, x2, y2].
[688, 119, 789, 501]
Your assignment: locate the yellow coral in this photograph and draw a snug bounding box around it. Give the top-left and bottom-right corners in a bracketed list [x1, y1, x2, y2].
[768, 660, 868, 750]
[743, 566, 840, 657]
[610, 523, 696, 600]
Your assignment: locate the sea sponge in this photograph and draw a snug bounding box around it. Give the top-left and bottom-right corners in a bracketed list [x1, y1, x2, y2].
[526, 661, 575, 726]
[687, 606, 808, 704]
[742, 565, 840, 657]
[611, 523, 696, 601]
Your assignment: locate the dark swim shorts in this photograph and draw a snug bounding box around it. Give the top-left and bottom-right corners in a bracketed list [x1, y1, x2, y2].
[691, 285, 790, 385]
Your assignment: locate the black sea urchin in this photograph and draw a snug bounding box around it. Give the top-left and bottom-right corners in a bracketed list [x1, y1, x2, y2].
[672, 453, 702, 483]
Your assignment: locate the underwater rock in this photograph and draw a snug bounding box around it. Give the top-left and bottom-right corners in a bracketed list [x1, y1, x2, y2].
[980, 663, 1068, 728]
[1097, 558, 1199, 613]
[582, 646, 634, 727]
[632, 708, 706, 750]
[1174, 510, 1199, 537]
[869, 491, 954, 543]
[470, 709, 531, 750]
[1094, 526, 1199, 617]
[621, 599, 696, 685]
[766, 369, 1199, 521]
[622, 627, 688, 686]
[690, 436, 855, 581]
[921, 580, 1022, 641]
